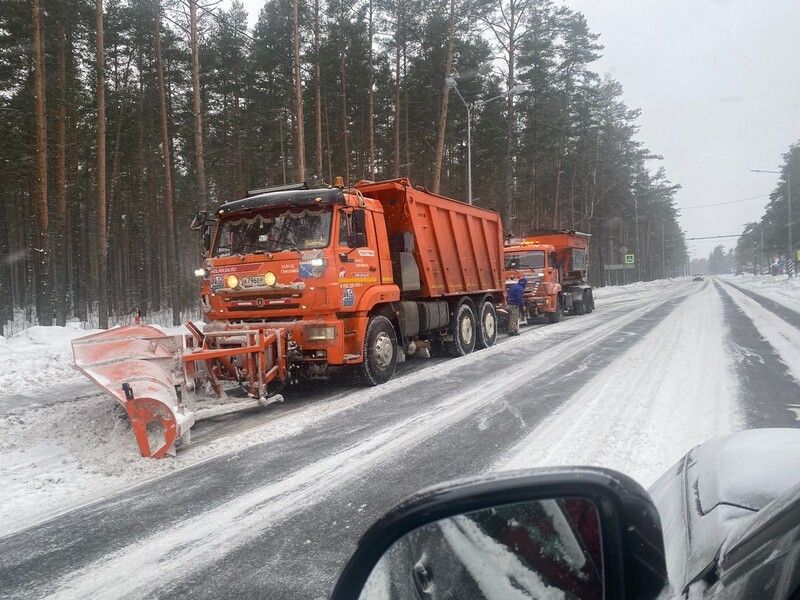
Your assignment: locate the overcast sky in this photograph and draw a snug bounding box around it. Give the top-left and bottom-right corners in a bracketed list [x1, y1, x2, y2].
[566, 0, 800, 256]
[234, 0, 798, 257]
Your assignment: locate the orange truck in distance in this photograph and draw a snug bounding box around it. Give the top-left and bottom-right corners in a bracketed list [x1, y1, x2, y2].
[504, 229, 594, 323]
[73, 178, 506, 457]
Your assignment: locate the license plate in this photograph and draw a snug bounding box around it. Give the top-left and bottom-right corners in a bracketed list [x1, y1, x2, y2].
[241, 275, 265, 287]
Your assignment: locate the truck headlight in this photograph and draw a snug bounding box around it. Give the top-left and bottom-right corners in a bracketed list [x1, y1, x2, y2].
[226, 275, 239, 289]
[310, 258, 324, 267]
[306, 326, 335, 341]
[194, 267, 208, 277]
[264, 271, 277, 286]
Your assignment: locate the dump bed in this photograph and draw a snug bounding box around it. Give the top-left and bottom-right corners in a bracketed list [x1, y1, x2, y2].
[355, 179, 505, 299]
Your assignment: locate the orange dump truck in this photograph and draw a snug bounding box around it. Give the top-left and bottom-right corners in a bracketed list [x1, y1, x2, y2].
[504, 229, 594, 323]
[73, 178, 505, 457]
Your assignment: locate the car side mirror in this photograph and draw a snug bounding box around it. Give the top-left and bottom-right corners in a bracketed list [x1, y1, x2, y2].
[191, 211, 208, 231]
[330, 467, 668, 600]
[348, 210, 368, 249]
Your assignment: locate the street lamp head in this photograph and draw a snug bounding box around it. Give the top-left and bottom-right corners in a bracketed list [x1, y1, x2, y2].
[509, 83, 528, 95]
[444, 76, 457, 89]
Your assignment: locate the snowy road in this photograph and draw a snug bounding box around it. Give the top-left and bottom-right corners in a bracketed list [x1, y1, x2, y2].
[1, 278, 799, 599]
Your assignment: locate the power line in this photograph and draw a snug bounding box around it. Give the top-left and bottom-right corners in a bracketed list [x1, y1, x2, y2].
[686, 234, 742, 240]
[679, 193, 770, 210]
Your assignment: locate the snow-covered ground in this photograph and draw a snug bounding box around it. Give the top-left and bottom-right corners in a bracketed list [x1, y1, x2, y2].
[0, 276, 796, 541]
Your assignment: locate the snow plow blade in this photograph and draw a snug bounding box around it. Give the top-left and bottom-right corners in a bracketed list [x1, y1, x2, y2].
[72, 323, 288, 459]
[72, 325, 195, 458]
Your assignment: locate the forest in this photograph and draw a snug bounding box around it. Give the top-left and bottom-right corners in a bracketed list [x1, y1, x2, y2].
[0, 0, 687, 329]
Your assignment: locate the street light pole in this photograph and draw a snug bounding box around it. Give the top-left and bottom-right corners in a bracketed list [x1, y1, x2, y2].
[445, 76, 526, 205]
[751, 169, 794, 277]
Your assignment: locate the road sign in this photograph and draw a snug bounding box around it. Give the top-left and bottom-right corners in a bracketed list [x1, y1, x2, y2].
[624, 254, 635, 265]
[796, 249, 800, 262]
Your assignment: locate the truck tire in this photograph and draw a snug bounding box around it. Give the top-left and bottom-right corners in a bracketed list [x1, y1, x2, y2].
[476, 299, 498, 349]
[547, 298, 563, 324]
[444, 301, 477, 357]
[358, 315, 398, 386]
[585, 290, 594, 313]
[573, 299, 586, 315]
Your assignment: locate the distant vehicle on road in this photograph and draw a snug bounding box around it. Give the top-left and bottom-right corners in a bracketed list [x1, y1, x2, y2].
[693, 275, 704, 282]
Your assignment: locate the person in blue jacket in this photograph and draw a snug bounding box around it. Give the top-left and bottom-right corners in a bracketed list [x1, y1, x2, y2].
[507, 278, 527, 336]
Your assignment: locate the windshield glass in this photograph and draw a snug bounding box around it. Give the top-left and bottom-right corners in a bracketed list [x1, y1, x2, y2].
[505, 251, 545, 271]
[213, 206, 332, 257]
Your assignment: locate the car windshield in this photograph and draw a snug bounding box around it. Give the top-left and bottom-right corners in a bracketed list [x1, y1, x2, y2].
[213, 206, 332, 256]
[505, 251, 545, 271]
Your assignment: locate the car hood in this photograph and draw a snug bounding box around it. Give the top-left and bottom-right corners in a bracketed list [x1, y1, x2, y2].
[648, 428, 800, 593]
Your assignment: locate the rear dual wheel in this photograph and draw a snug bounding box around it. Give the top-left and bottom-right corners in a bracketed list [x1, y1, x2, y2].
[444, 301, 477, 357]
[476, 299, 498, 349]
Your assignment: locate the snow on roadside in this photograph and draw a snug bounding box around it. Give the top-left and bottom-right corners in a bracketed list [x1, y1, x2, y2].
[719, 274, 800, 314]
[0, 323, 102, 397]
[497, 280, 740, 488]
[718, 281, 800, 385]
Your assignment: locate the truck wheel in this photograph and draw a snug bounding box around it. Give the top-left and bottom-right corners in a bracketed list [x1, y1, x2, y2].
[573, 300, 586, 315]
[476, 300, 497, 349]
[444, 301, 477, 357]
[359, 315, 398, 386]
[547, 299, 563, 324]
[585, 291, 594, 313]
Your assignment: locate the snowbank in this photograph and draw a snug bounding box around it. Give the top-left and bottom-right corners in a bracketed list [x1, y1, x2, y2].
[0, 323, 102, 398]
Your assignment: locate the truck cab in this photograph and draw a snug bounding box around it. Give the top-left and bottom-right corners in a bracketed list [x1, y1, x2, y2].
[504, 240, 563, 322]
[200, 186, 399, 380]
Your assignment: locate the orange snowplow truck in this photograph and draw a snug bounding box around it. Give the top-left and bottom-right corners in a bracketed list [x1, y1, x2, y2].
[504, 229, 593, 324]
[73, 178, 505, 457]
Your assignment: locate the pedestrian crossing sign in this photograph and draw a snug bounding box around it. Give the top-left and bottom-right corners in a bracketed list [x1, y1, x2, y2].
[625, 254, 635, 264]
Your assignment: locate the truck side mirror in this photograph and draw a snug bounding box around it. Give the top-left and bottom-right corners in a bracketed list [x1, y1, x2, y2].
[191, 211, 208, 231]
[202, 224, 212, 253]
[550, 251, 558, 266]
[348, 209, 368, 248]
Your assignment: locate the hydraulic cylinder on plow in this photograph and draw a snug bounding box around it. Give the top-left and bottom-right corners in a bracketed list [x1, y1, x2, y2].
[72, 323, 288, 458]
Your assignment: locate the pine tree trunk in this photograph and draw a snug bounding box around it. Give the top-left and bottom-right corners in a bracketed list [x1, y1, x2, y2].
[339, 4, 349, 185]
[367, 0, 375, 179]
[393, 1, 402, 178]
[153, 0, 180, 325]
[32, 0, 52, 325]
[504, 3, 516, 227]
[432, 0, 456, 194]
[55, 21, 68, 326]
[95, 0, 109, 328]
[314, 0, 323, 178]
[293, 0, 305, 181]
[189, 0, 208, 208]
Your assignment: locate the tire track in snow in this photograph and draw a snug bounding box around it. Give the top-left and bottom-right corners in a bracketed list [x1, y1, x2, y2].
[720, 278, 800, 328]
[714, 280, 800, 426]
[0, 281, 699, 599]
[498, 278, 740, 488]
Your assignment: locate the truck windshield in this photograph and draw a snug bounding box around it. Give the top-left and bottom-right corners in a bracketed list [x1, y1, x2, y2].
[505, 250, 545, 271]
[213, 206, 332, 257]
